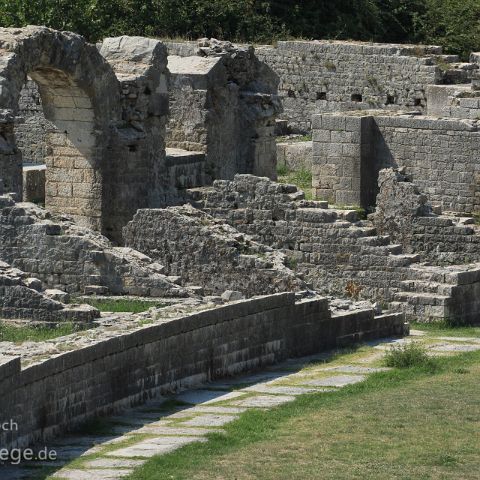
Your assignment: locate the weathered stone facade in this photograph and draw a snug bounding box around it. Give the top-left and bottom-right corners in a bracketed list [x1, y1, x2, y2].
[312, 111, 480, 213]
[123, 204, 305, 296]
[166, 39, 281, 181]
[187, 174, 480, 323]
[256, 40, 475, 132]
[15, 79, 51, 165]
[0, 194, 189, 297]
[0, 260, 99, 323]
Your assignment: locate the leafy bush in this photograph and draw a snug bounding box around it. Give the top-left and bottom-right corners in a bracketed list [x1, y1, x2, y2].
[0, 1, 478, 60]
[384, 341, 437, 369]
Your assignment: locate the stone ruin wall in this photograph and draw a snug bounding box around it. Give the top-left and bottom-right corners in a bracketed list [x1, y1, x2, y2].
[255, 41, 466, 133]
[312, 112, 480, 214]
[15, 79, 51, 166]
[123, 205, 306, 297]
[185, 174, 480, 323]
[0, 292, 405, 450]
[0, 194, 189, 298]
[373, 168, 480, 265]
[165, 39, 281, 182]
[0, 260, 99, 323]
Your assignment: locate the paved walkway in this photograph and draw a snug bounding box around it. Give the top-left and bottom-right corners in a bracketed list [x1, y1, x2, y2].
[2, 330, 480, 479]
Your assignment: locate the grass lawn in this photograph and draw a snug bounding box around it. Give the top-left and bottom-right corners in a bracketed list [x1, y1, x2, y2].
[0, 322, 79, 342]
[128, 328, 480, 480]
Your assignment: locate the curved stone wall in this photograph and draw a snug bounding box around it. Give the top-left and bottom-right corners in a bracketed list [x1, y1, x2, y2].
[0, 293, 405, 450]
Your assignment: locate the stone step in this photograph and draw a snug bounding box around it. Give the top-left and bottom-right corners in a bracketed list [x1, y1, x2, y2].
[399, 280, 454, 295]
[394, 291, 451, 306]
[386, 244, 403, 255]
[386, 254, 421, 267]
[356, 235, 391, 247]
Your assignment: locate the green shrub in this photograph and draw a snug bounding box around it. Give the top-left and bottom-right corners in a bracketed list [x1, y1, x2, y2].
[384, 341, 437, 369]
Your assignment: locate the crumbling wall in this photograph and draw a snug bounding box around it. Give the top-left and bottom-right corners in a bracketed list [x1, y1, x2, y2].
[123, 204, 305, 297]
[187, 175, 420, 303]
[166, 39, 281, 181]
[312, 112, 480, 213]
[188, 174, 480, 323]
[255, 40, 472, 133]
[0, 261, 99, 322]
[0, 195, 189, 297]
[373, 168, 480, 265]
[15, 79, 51, 165]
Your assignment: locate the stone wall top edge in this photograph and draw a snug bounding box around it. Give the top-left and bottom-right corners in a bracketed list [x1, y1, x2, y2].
[9, 293, 297, 388]
[271, 40, 443, 56]
[312, 111, 480, 132]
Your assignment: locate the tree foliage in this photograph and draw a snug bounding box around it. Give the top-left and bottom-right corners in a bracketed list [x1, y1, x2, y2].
[0, 0, 478, 58]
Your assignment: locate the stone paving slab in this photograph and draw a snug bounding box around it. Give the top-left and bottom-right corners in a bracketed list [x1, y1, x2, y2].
[301, 374, 365, 387]
[321, 365, 391, 374]
[180, 414, 238, 427]
[133, 425, 225, 436]
[83, 458, 144, 468]
[174, 389, 246, 405]
[52, 468, 132, 479]
[109, 437, 207, 458]
[231, 395, 296, 408]
[179, 405, 248, 415]
[209, 371, 293, 388]
[430, 343, 480, 352]
[242, 385, 321, 395]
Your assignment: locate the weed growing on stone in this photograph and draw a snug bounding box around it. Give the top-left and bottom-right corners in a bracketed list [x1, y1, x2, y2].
[384, 342, 437, 369]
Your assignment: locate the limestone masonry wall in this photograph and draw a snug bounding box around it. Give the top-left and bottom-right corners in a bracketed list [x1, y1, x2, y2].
[0, 261, 99, 323]
[0, 195, 189, 297]
[373, 168, 480, 265]
[312, 112, 480, 213]
[123, 204, 305, 296]
[166, 39, 281, 181]
[255, 41, 458, 133]
[0, 293, 406, 450]
[15, 79, 51, 165]
[187, 175, 480, 323]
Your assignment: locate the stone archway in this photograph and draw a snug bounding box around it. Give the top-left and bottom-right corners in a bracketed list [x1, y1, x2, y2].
[0, 26, 121, 231]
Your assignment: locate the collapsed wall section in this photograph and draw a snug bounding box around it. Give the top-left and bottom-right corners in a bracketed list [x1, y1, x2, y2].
[0, 261, 99, 322]
[0, 195, 189, 297]
[123, 204, 305, 296]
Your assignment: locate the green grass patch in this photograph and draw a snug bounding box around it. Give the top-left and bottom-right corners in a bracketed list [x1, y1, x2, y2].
[0, 321, 79, 342]
[412, 322, 480, 338]
[77, 298, 168, 313]
[277, 166, 313, 200]
[126, 350, 480, 480]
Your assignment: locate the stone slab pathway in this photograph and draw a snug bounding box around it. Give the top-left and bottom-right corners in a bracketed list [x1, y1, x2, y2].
[2, 332, 479, 479]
